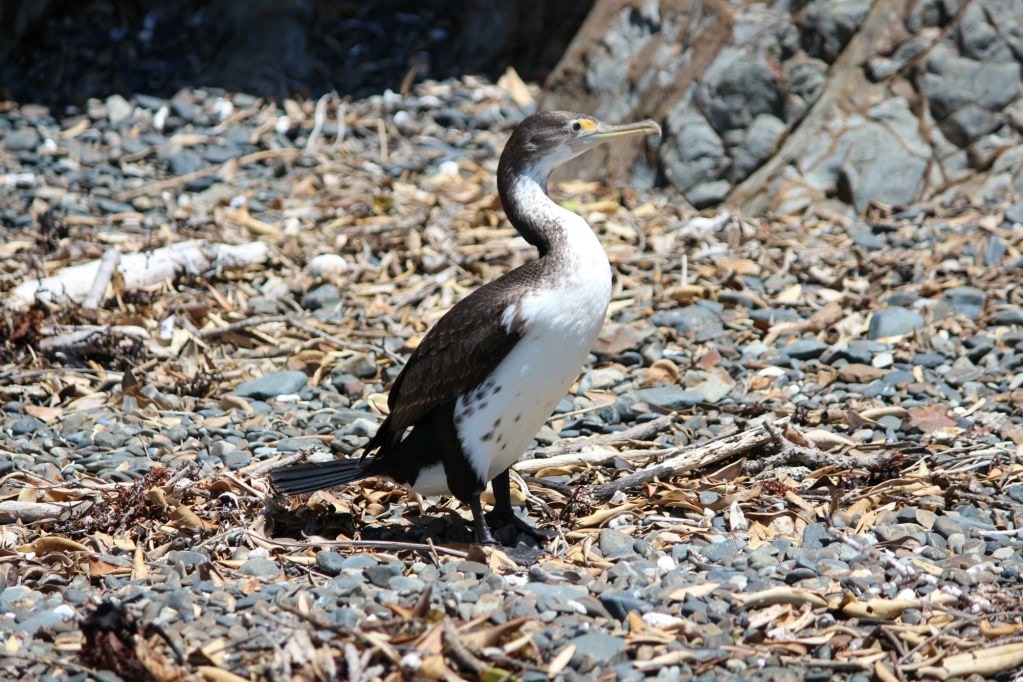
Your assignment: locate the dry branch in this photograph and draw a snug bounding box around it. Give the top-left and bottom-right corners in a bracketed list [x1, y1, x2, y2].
[534, 413, 677, 458]
[585, 416, 787, 502]
[38, 325, 150, 355]
[81, 247, 120, 310]
[0, 500, 85, 523]
[9, 240, 270, 309]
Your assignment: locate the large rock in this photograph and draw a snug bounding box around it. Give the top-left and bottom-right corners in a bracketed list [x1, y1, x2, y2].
[543, 0, 1023, 213]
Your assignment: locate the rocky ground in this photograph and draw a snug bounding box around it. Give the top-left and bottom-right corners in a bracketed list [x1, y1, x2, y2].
[2, 77, 1023, 681]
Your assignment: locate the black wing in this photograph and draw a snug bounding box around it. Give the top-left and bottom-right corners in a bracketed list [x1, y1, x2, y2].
[369, 268, 537, 449]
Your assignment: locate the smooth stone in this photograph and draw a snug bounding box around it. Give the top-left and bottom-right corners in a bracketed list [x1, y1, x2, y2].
[850, 227, 885, 250]
[1005, 203, 1023, 224]
[167, 550, 209, 567]
[579, 366, 627, 392]
[750, 308, 802, 324]
[238, 558, 280, 578]
[912, 351, 946, 368]
[135, 94, 166, 110]
[105, 94, 133, 122]
[309, 253, 349, 277]
[941, 286, 986, 320]
[336, 353, 377, 379]
[683, 369, 734, 403]
[10, 414, 43, 435]
[1007, 484, 1023, 503]
[837, 363, 884, 383]
[783, 339, 828, 360]
[650, 305, 721, 333]
[167, 150, 203, 175]
[993, 308, 1023, 325]
[302, 283, 341, 311]
[933, 516, 966, 539]
[365, 564, 401, 587]
[233, 371, 308, 399]
[630, 386, 704, 410]
[867, 307, 925, 339]
[93, 431, 128, 448]
[316, 551, 345, 576]
[599, 592, 648, 619]
[802, 523, 834, 549]
[569, 632, 628, 666]
[598, 528, 636, 558]
[5, 128, 40, 151]
[341, 554, 379, 570]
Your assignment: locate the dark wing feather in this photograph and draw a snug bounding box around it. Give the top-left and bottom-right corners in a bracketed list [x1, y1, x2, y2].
[366, 264, 544, 451]
[388, 284, 524, 429]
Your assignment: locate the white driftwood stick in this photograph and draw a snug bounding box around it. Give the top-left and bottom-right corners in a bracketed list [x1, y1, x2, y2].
[515, 415, 788, 486]
[81, 247, 121, 309]
[0, 500, 84, 523]
[514, 446, 674, 475]
[38, 325, 150, 354]
[586, 416, 790, 501]
[9, 240, 270, 309]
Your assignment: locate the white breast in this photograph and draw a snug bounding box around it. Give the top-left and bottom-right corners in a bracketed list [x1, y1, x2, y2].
[452, 211, 612, 485]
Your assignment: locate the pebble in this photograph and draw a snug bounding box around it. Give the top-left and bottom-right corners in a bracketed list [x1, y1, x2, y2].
[5, 128, 40, 151]
[630, 387, 704, 410]
[867, 307, 925, 339]
[569, 632, 628, 666]
[233, 371, 309, 399]
[238, 558, 281, 579]
[941, 286, 986, 320]
[651, 305, 721, 333]
[598, 528, 636, 558]
[302, 283, 341, 311]
[783, 339, 828, 360]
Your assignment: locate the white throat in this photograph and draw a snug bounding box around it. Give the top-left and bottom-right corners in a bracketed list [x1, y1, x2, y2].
[511, 173, 608, 275]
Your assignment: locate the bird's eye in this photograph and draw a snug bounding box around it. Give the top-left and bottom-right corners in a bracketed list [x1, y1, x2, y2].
[571, 120, 582, 132]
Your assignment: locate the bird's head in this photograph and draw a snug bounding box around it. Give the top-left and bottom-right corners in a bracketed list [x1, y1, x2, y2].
[500, 111, 661, 184]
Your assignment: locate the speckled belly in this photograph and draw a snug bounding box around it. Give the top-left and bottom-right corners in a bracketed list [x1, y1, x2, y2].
[453, 281, 610, 484]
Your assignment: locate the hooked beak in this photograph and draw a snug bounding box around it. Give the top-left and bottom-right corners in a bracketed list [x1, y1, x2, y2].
[571, 118, 661, 153]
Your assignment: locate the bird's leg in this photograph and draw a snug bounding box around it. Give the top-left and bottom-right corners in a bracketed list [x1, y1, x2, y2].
[487, 469, 555, 542]
[469, 494, 497, 545]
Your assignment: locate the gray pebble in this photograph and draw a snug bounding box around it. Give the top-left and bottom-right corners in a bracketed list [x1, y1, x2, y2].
[238, 558, 280, 578]
[233, 371, 309, 399]
[569, 632, 628, 666]
[316, 551, 346, 576]
[5, 128, 40, 151]
[783, 339, 828, 360]
[599, 528, 636, 559]
[630, 386, 704, 410]
[941, 286, 986, 320]
[867, 307, 925, 339]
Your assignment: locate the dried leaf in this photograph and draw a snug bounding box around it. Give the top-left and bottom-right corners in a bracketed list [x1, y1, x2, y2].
[918, 642, 1023, 680]
[734, 587, 827, 609]
[547, 645, 575, 678]
[20, 536, 91, 554]
[907, 404, 956, 434]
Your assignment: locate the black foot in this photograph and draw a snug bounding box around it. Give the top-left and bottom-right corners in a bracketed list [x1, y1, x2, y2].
[486, 509, 555, 545]
[484, 468, 555, 547]
[469, 495, 498, 545]
[499, 544, 547, 565]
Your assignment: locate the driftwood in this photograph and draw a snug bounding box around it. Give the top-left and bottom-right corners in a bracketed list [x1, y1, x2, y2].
[0, 500, 84, 523]
[585, 416, 788, 502]
[37, 325, 150, 355]
[10, 240, 270, 309]
[81, 247, 121, 310]
[534, 413, 676, 457]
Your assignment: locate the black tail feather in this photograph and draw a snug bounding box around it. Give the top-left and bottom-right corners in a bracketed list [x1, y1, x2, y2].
[270, 459, 371, 495]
